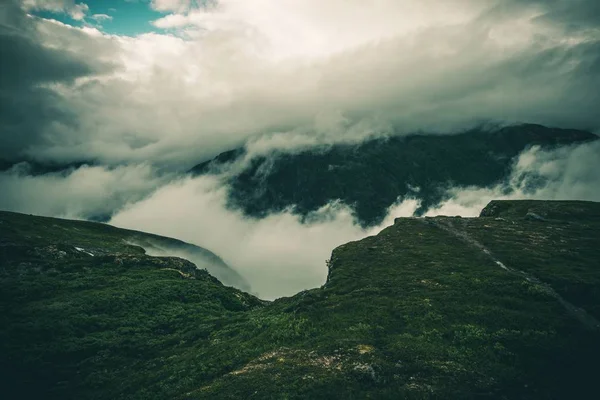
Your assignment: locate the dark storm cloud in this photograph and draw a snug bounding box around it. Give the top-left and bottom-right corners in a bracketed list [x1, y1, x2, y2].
[505, 0, 600, 31]
[0, 0, 114, 160]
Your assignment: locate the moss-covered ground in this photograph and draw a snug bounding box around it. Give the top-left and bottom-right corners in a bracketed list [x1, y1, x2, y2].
[1, 201, 599, 399]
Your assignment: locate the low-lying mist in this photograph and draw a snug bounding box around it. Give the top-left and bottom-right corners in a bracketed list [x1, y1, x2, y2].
[112, 140, 599, 299]
[1, 140, 598, 299]
[0, 163, 171, 220]
[110, 176, 401, 299]
[426, 140, 600, 216]
[127, 236, 252, 293]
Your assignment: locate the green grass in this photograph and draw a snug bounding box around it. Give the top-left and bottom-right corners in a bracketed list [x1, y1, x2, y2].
[1, 201, 600, 399]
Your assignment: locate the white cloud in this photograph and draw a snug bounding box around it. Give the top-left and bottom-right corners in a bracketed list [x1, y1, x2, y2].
[426, 141, 600, 217]
[0, 164, 170, 220]
[91, 14, 113, 22]
[153, 0, 492, 58]
[69, 3, 88, 20]
[12, 0, 597, 168]
[110, 174, 419, 299]
[151, 0, 192, 13]
[22, 0, 90, 21]
[151, 13, 190, 28]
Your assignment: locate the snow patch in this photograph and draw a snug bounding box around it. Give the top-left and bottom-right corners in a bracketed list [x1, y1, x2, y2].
[74, 246, 95, 257]
[495, 261, 508, 271]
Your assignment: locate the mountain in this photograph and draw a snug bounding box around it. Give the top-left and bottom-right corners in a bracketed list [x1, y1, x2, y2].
[2, 200, 599, 399]
[0, 159, 93, 176]
[191, 124, 598, 226]
[0, 211, 249, 291]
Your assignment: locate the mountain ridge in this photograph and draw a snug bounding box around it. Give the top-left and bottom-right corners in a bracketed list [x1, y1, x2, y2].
[0, 210, 250, 291]
[2, 200, 599, 399]
[191, 123, 598, 226]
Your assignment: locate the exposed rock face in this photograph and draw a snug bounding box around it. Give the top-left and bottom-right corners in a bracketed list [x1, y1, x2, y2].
[1, 201, 600, 399]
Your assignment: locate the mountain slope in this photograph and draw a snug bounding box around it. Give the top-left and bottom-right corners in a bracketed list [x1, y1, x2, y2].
[191, 124, 597, 226]
[1, 201, 600, 399]
[0, 211, 262, 400]
[0, 211, 250, 291]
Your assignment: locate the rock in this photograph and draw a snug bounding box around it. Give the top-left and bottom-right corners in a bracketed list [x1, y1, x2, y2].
[353, 363, 377, 381]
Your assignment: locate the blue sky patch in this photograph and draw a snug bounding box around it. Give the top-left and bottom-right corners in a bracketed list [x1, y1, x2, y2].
[32, 0, 168, 36]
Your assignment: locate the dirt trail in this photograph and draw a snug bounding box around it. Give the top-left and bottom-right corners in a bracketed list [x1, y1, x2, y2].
[160, 268, 193, 279]
[421, 218, 600, 332]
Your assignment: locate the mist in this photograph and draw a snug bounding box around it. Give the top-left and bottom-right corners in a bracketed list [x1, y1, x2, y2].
[0, 136, 597, 299]
[108, 140, 597, 299]
[426, 140, 600, 217]
[0, 163, 171, 220]
[110, 175, 376, 299]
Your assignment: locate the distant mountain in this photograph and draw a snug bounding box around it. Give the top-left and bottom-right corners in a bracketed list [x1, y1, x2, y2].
[2, 201, 599, 399]
[0, 159, 93, 175]
[191, 124, 598, 225]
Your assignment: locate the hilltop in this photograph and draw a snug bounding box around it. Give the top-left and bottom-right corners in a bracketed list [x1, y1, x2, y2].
[1, 200, 599, 399]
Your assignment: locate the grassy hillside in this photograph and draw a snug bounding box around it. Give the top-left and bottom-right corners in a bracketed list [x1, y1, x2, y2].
[192, 124, 597, 226]
[0, 211, 249, 291]
[1, 201, 599, 399]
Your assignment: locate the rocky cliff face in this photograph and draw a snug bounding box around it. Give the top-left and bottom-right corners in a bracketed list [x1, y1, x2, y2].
[1, 200, 599, 399]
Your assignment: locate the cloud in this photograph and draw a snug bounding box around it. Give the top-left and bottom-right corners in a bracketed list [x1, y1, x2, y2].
[68, 3, 89, 20]
[151, 13, 190, 29]
[3, 0, 598, 168]
[91, 14, 113, 22]
[426, 140, 600, 217]
[22, 0, 90, 21]
[0, 1, 117, 161]
[109, 174, 420, 299]
[0, 163, 170, 220]
[151, 0, 193, 13]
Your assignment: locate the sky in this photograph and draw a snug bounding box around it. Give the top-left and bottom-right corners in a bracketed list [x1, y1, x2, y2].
[3, 0, 600, 165]
[1, 0, 600, 298]
[26, 1, 167, 36]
